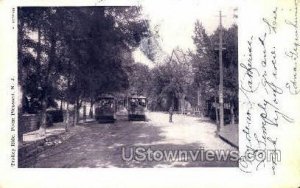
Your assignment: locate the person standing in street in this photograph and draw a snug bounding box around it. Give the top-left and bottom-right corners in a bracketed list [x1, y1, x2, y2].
[169, 106, 173, 123]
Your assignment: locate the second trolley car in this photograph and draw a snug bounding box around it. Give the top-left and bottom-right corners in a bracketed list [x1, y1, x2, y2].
[128, 95, 147, 121]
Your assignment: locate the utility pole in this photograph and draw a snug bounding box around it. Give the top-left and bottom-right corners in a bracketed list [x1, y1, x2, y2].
[218, 11, 225, 134]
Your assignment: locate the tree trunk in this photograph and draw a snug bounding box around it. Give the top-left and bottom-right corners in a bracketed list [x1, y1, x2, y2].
[60, 100, 63, 111]
[39, 100, 47, 136]
[65, 100, 70, 132]
[77, 99, 82, 123]
[72, 98, 81, 126]
[39, 28, 56, 133]
[214, 96, 219, 124]
[89, 99, 94, 118]
[197, 89, 203, 118]
[37, 22, 47, 136]
[65, 59, 71, 132]
[73, 102, 78, 127]
[83, 104, 86, 122]
[181, 95, 185, 114]
[169, 96, 174, 123]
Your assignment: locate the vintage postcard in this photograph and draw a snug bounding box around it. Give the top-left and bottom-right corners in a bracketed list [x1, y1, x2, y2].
[0, 0, 299, 187]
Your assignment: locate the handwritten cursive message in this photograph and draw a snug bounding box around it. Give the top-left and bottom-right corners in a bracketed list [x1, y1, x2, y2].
[239, 0, 298, 174]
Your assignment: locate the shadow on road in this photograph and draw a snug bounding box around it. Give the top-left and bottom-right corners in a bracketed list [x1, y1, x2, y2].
[31, 118, 237, 168]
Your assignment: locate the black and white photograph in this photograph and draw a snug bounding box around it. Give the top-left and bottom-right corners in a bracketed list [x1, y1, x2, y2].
[17, 4, 239, 168]
[2, 0, 300, 187]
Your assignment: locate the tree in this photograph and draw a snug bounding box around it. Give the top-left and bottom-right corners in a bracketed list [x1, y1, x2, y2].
[128, 63, 151, 96]
[147, 48, 193, 112]
[18, 7, 150, 132]
[191, 20, 238, 123]
[18, 8, 62, 134]
[61, 7, 150, 125]
[192, 21, 219, 100]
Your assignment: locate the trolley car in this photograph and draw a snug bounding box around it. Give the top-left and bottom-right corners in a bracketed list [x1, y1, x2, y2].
[128, 95, 147, 121]
[95, 95, 116, 123]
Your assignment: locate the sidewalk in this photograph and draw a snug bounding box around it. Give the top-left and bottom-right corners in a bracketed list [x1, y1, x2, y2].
[18, 122, 86, 167]
[219, 124, 238, 148]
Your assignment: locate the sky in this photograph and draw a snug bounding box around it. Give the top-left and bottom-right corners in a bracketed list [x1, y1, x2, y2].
[133, 0, 238, 67]
[26, 2, 238, 68]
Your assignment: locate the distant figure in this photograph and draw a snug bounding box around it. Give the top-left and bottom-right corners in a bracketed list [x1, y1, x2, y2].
[83, 105, 86, 122]
[169, 106, 173, 123]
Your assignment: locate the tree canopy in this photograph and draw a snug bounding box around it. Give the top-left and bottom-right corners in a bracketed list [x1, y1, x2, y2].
[18, 7, 238, 126]
[18, 7, 150, 129]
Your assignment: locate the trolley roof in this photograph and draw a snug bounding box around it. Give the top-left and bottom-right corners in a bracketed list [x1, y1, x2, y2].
[129, 95, 147, 99]
[98, 94, 115, 99]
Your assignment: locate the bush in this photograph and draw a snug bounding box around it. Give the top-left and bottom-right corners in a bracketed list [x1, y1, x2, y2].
[46, 109, 63, 124]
